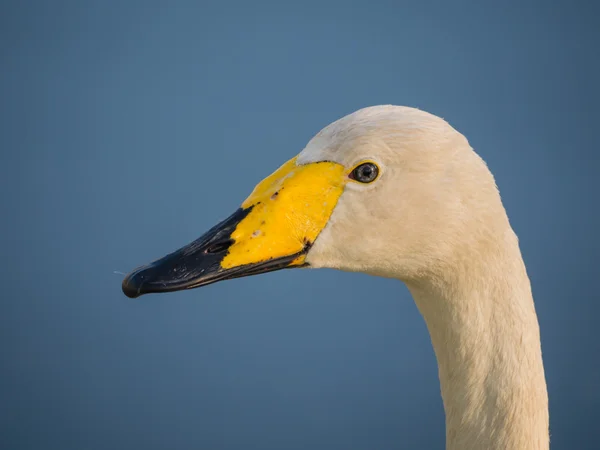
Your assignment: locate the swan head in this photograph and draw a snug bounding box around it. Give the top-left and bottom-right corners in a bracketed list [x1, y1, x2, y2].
[122, 105, 507, 298]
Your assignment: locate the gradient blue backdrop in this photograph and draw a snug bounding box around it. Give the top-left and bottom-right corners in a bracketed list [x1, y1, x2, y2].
[1, 1, 598, 449]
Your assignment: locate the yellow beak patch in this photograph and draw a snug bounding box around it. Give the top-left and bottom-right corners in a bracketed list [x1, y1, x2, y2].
[221, 157, 347, 269]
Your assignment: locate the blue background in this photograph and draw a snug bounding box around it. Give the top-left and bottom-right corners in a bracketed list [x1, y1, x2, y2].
[1, 1, 598, 449]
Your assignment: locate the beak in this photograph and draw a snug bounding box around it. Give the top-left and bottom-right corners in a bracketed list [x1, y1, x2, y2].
[122, 157, 347, 298]
[121, 207, 308, 298]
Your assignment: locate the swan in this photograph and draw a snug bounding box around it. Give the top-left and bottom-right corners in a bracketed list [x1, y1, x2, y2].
[122, 105, 549, 449]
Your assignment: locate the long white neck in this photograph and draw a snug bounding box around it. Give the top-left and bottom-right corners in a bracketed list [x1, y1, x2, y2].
[406, 230, 549, 450]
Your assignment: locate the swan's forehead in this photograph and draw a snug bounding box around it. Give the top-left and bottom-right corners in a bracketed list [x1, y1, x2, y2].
[297, 105, 454, 167]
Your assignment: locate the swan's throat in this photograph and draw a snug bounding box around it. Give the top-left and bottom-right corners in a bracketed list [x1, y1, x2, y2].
[406, 241, 549, 450]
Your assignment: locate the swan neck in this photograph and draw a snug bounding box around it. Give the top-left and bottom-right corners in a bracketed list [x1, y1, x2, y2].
[407, 240, 549, 450]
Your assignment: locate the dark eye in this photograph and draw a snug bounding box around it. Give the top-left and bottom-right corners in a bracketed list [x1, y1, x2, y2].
[350, 162, 379, 183]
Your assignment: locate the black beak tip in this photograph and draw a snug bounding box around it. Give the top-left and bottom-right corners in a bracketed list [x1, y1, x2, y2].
[122, 272, 143, 298]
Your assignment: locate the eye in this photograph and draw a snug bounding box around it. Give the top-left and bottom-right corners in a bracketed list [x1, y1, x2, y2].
[349, 162, 379, 183]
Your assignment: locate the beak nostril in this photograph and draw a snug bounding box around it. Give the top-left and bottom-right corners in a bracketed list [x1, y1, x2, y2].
[205, 239, 234, 254]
